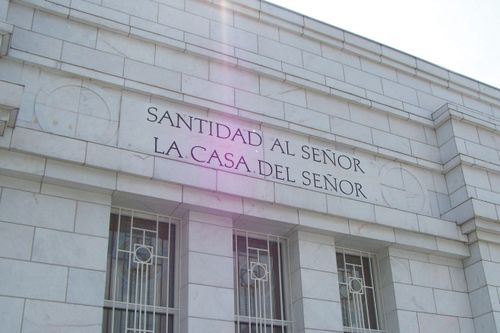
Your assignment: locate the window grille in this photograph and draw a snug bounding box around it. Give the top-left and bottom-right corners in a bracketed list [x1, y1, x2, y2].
[103, 208, 180, 333]
[337, 248, 384, 333]
[233, 230, 291, 333]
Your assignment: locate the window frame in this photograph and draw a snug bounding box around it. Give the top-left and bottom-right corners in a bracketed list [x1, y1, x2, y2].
[102, 207, 181, 333]
[233, 229, 292, 333]
[336, 247, 385, 333]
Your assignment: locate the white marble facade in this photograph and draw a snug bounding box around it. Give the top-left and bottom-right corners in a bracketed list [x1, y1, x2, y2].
[0, 0, 500, 332]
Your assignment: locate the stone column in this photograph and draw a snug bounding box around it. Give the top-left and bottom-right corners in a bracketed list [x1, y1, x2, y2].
[179, 211, 235, 333]
[0, 184, 112, 333]
[289, 230, 343, 333]
[465, 240, 500, 332]
[380, 247, 474, 333]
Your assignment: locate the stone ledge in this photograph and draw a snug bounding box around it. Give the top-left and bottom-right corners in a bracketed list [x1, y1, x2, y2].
[0, 80, 23, 136]
[0, 147, 468, 247]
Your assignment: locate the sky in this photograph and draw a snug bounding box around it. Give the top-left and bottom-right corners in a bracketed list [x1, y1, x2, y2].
[265, 0, 500, 89]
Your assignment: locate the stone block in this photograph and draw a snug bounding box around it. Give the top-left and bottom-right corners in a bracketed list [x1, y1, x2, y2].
[71, 0, 129, 24]
[0, 221, 33, 260]
[382, 79, 418, 105]
[0, 188, 76, 231]
[483, 260, 500, 286]
[33, 10, 97, 48]
[375, 205, 419, 231]
[12, 127, 86, 164]
[86, 143, 154, 177]
[183, 186, 243, 214]
[66, 268, 106, 306]
[243, 199, 298, 224]
[284, 104, 330, 131]
[331, 116, 372, 143]
[41, 183, 111, 206]
[235, 89, 284, 118]
[474, 312, 498, 333]
[306, 91, 349, 119]
[386, 256, 412, 285]
[327, 195, 375, 222]
[434, 289, 472, 317]
[449, 266, 468, 292]
[0, 295, 24, 333]
[234, 13, 279, 40]
[327, 76, 367, 97]
[259, 36, 302, 66]
[302, 51, 343, 80]
[186, 33, 234, 57]
[235, 48, 281, 72]
[210, 21, 257, 52]
[275, 183, 327, 213]
[11, 27, 62, 59]
[322, 45, 360, 68]
[299, 269, 340, 302]
[186, 0, 234, 23]
[62, 42, 124, 76]
[301, 298, 343, 331]
[417, 91, 447, 111]
[209, 61, 259, 93]
[188, 252, 234, 288]
[260, 77, 306, 107]
[0, 258, 67, 301]
[158, 4, 210, 37]
[129, 16, 184, 41]
[156, 46, 209, 79]
[361, 58, 397, 80]
[467, 141, 499, 165]
[372, 129, 411, 155]
[102, 0, 157, 20]
[393, 283, 436, 312]
[75, 201, 110, 238]
[350, 104, 389, 131]
[458, 318, 476, 333]
[187, 221, 232, 257]
[417, 215, 459, 239]
[96, 29, 155, 64]
[344, 66, 382, 93]
[462, 165, 491, 190]
[183, 317, 234, 333]
[298, 210, 349, 234]
[389, 310, 419, 333]
[187, 211, 232, 228]
[0, 149, 45, 179]
[280, 29, 320, 54]
[44, 160, 117, 190]
[6, 2, 34, 30]
[431, 84, 463, 104]
[32, 228, 108, 270]
[116, 173, 182, 202]
[469, 286, 494, 317]
[182, 75, 234, 106]
[410, 140, 441, 162]
[124, 58, 181, 91]
[295, 239, 336, 273]
[22, 300, 102, 333]
[409, 260, 452, 289]
[417, 313, 460, 333]
[436, 120, 454, 147]
[154, 157, 217, 190]
[186, 284, 233, 321]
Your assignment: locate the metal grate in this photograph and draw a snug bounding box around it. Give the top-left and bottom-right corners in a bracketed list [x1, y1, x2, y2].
[337, 248, 385, 333]
[233, 230, 291, 333]
[103, 208, 180, 333]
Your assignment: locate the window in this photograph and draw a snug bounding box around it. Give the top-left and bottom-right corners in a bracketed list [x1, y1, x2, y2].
[337, 249, 384, 333]
[233, 230, 290, 333]
[103, 209, 179, 333]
